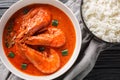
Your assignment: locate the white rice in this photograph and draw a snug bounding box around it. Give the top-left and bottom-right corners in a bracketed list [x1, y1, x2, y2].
[82, 0, 120, 42]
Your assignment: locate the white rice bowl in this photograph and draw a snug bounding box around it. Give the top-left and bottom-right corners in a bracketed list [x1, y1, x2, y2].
[82, 0, 120, 42]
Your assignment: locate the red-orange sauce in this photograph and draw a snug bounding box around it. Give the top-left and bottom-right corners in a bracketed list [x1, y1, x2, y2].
[2, 4, 76, 76]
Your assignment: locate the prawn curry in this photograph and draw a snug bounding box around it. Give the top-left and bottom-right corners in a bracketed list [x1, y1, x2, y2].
[3, 4, 76, 76]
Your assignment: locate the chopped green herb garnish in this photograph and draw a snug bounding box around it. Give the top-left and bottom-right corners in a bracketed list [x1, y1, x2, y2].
[5, 41, 15, 48]
[52, 19, 59, 26]
[23, 9, 29, 14]
[61, 49, 68, 56]
[7, 20, 14, 33]
[21, 63, 28, 70]
[5, 42, 9, 48]
[7, 25, 13, 32]
[8, 51, 15, 58]
[38, 47, 45, 52]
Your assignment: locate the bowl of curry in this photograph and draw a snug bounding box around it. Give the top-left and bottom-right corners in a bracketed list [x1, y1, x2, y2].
[0, 0, 82, 80]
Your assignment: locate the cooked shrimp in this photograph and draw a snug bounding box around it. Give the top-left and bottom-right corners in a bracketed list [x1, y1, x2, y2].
[16, 7, 51, 41]
[15, 43, 27, 59]
[25, 27, 65, 47]
[18, 43, 60, 74]
[25, 27, 66, 47]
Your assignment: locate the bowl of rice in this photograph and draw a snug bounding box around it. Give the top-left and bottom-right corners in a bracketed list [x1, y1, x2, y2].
[82, 0, 120, 43]
[79, 0, 120, 79]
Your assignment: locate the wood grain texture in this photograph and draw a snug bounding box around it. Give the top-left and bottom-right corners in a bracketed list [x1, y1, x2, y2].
[84, 69, 120, 80]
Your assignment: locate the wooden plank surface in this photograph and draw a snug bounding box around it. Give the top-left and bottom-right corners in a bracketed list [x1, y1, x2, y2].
[84, 69, 120, 80]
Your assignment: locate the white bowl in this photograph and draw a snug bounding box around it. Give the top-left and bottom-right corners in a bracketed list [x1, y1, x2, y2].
[0, 0, 82, 80]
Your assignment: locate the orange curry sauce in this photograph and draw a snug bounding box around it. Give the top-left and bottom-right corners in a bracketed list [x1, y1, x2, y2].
[2, 4, 76, 76]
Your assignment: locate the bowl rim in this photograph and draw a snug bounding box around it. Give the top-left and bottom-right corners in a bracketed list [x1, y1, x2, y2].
[0, 0, 82, 80]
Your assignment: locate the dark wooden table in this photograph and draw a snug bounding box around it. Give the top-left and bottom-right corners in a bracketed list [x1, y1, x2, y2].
[1, 0, 120, 80]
